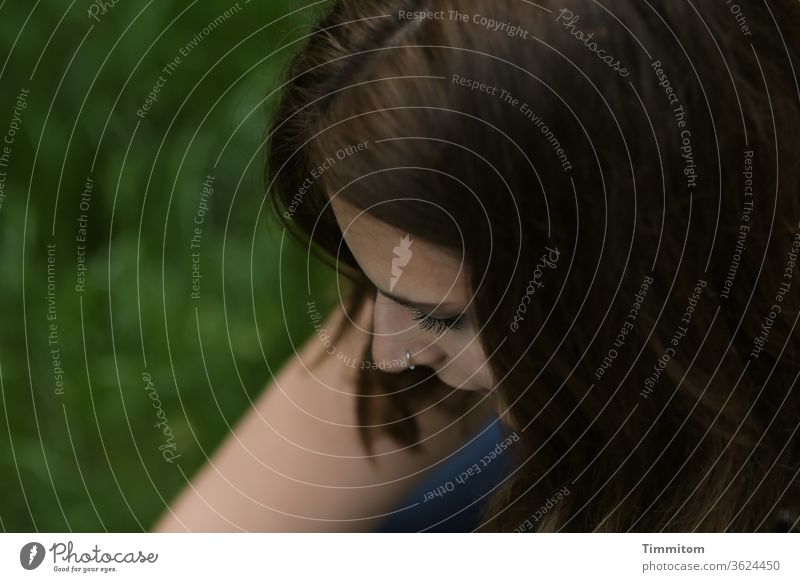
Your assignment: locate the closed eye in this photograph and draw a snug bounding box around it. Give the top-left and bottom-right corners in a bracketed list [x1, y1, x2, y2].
[409, 308, 465, 335]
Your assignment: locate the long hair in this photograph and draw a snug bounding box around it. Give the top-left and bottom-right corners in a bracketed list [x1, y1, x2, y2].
[266, 0, 800, 531]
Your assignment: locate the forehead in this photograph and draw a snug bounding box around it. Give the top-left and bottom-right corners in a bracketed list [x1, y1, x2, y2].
[329, 196, 470, 304]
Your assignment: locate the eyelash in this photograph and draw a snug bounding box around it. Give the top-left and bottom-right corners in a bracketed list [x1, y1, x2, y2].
[410, 309, 465, 335]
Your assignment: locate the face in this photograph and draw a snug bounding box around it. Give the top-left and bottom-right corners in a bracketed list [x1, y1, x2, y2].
[329, 197, 494, 393]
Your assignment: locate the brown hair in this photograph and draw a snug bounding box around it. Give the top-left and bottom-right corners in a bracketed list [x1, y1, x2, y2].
[266, 0, 800, 531]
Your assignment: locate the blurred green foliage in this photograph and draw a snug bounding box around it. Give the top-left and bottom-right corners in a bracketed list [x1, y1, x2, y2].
[0, 0, 339, 531]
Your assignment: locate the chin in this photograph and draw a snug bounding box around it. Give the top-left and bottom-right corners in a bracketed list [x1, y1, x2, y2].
[433, 371, 461, 389]
[434, 371, 484, 393]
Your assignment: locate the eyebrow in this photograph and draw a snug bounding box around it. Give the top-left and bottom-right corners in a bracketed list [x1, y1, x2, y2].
[376, 287, 465, 313]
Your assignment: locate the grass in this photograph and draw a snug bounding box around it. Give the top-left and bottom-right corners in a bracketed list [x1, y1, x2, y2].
[0, 0, 339, 531]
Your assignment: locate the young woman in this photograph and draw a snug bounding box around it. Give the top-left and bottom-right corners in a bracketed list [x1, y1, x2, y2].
[157, 0, 800, 532]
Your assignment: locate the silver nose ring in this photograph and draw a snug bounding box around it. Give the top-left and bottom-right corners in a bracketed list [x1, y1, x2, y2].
[405, 349, 415, 370]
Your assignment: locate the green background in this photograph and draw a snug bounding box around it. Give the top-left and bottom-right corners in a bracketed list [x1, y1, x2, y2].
[0, 0, 338, 531]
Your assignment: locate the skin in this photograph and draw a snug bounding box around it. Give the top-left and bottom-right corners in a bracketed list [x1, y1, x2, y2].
[330, 197, 494, 394]
[153, 296, 496, 531]
[152, 199, 499, 532]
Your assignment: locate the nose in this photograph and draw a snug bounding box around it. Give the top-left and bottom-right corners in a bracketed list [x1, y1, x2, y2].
[370, 292, 445, 372]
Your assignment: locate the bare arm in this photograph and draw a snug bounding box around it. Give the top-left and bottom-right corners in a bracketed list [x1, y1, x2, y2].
[153, 297, 494, 532]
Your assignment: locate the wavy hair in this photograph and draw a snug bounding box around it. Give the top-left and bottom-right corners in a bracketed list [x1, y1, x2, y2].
[266, 0, 800, 532]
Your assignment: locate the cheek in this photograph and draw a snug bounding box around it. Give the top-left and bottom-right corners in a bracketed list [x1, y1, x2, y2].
[464, 338, 493, 381]
[440, 336, 494, 388]
[445, 333, 485, 366]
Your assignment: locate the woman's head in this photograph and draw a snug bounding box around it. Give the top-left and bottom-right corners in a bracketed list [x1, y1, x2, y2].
[267, 0, 800, 531]
[328, 196, 494, 392]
